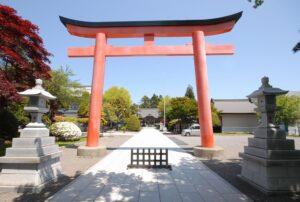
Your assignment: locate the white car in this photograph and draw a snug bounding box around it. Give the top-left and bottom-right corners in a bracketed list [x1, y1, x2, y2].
[181, 124, 201, 136]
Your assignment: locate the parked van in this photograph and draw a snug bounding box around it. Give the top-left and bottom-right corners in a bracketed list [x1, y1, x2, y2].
[181, 124, 201, 136]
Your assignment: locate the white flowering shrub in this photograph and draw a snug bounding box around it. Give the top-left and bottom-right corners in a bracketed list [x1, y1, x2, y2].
[49, 122, 82, 141]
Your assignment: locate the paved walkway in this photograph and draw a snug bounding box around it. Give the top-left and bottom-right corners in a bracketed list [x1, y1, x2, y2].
[47, 128, 252, 202]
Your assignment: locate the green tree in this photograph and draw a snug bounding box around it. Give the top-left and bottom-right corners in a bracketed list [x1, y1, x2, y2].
[77, 91, 107, 125]
[168, 97, 198, 124]
[7, 99, 30, 127]
[211, 104, 221, 126]
[103, 86, 132, 127]
[161, 96, 220, 129]
[0, 108, 18, 139]
[140, 95, 151, 108]
[126, 115, 141, 131]
[185, 85, 195, 100]
[77, 91, 90, 117]
[275, 95, 300, 132]
[44, 66, 82, 121]
[130, 103, 139, 115]
[150, 94, 161, 108]
[0, 98, 31, 139]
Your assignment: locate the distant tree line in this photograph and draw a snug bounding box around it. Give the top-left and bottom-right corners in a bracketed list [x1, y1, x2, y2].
[139, 94, 163, 108]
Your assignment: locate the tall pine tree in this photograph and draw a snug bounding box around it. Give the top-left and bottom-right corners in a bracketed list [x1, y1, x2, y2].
[185, 85, 195, 100]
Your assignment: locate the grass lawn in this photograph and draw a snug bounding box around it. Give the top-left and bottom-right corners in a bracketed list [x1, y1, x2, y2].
[214, 133, 253, 136]
[0, 137, 87, 156]
[214, 132, 300, 137]
[55, 136, 87, 147]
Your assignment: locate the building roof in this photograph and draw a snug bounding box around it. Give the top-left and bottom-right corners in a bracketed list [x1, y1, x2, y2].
[213, 99, 256, 114]
[287, 91, 300, 96]
[138, 108, 159, 118]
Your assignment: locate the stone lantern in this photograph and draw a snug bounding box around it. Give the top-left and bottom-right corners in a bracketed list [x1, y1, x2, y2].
[239, 77, 300, 194]
[0, 79, 61, 193]
[248, 77, 288, 130]
[20, 79, 56, 127]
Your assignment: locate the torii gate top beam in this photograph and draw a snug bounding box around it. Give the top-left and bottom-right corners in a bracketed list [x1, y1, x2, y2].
[59, 12, 242, 38]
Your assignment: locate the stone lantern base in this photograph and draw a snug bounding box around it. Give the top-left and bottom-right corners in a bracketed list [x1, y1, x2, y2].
[0, 126, 61, 193]
[239, 127, 300, 194]
[239, 153, 300, 194]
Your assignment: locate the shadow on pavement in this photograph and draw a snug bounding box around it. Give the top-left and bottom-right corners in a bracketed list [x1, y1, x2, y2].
[202, 159, 300, 202]
[12, 171, 82, 202]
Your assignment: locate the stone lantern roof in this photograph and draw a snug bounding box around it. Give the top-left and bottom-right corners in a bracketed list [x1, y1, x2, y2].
[247, 77, 288, 98]
[18, 79, 56, 100]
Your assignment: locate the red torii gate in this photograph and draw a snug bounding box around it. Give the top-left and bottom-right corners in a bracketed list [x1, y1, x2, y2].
[60, 12, 242, 156]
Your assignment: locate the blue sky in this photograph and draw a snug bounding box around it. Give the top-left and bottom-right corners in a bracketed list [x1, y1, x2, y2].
[2, 0, 300, 103]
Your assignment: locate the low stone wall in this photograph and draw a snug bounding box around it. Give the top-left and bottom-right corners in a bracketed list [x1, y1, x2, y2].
[222, 127, 255, 133]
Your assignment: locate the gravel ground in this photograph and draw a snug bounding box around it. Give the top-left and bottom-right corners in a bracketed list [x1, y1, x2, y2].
[166, 134, 300, 202]
[0, 132, 135, 202]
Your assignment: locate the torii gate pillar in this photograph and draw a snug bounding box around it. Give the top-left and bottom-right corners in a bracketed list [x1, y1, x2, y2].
[77, 33, 107, 157]
[193, 31, 214, 147]
[60, 12, 242, 158]
[192, 31, 224, 158]
[86, 33, 106, 147]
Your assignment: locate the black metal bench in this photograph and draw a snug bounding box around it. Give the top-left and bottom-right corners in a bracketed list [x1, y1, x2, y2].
[127, 148, 171, 169]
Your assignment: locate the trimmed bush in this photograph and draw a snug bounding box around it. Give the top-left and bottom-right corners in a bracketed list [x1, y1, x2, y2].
[53, 116, 77, 123]
[0, 109, 18, 140]
[53, 115, 64, 122]
[49, 122, 82, 141]
[42, 114, 52, 127]
[126, 115, 141, 131]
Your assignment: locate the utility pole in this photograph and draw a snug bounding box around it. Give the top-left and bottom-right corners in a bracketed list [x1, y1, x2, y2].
[163, 96, 166, 131]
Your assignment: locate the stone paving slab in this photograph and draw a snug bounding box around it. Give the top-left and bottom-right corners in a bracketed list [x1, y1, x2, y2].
[47, 128, 252, 202]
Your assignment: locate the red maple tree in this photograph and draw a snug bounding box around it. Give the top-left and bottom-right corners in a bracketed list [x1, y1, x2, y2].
[0, 5, 51, 108]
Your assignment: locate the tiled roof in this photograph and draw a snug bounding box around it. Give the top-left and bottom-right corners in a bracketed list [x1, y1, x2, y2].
[287, 91, 300, 96]
[138, 108, 159, 118]
[213, 99, 256, 114]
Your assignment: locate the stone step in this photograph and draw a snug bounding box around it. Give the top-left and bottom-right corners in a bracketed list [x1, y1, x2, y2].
[248, 138, 295, 150]
[239, 152, 300, 166]
[1, 156, 61, 174]
[254, 127, 286, 139]
[0, 161, 61, 191]
[0, 152, 61, 164]
[5, 145, 59, 157]
[19, 128, 49, 138]
[12, 137, 55, 148]
[244, 146, 300, 160]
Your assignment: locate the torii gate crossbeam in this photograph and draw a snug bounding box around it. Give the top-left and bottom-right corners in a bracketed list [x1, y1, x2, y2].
[60, 12, 242, 156]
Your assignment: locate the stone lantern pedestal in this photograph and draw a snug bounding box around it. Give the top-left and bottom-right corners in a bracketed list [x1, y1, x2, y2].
[0, 79, 61, 193]
[239, 77, 300, 194]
